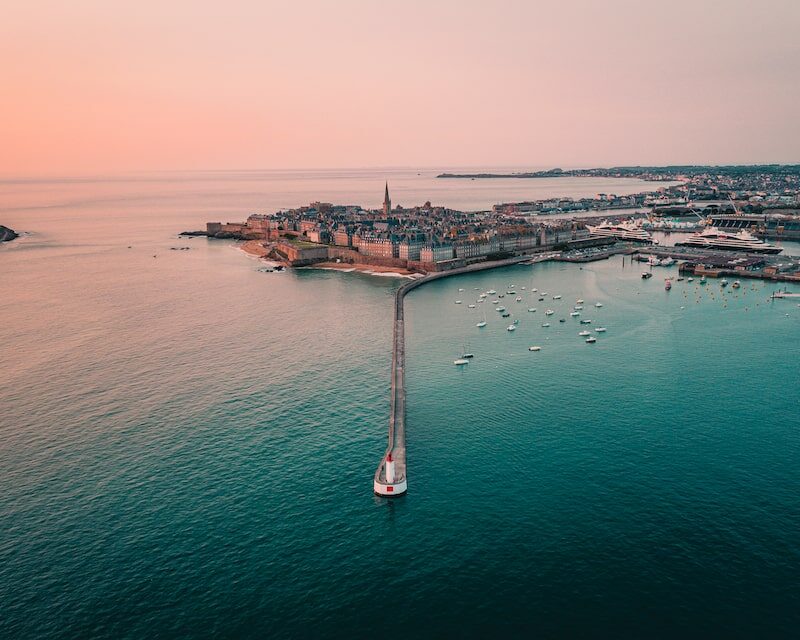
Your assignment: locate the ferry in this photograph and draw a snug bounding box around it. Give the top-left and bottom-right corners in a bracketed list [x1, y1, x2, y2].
[675, 228, 782, 254]
[586, 220, 654, 243]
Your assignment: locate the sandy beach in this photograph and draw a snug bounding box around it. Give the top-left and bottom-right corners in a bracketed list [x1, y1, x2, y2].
[306, 261, 418, 277]
[240, 239, 270, 258]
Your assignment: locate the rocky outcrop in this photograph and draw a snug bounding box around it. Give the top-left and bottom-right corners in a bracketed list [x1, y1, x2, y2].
[0, 225, 18, 242]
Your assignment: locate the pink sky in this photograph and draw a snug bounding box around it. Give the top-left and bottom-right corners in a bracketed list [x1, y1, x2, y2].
[2, 0, 799, 175]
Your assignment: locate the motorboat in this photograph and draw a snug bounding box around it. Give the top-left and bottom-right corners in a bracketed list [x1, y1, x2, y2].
[454, 359, 469, 365]
[675, 227, 782, 254]
[570, 311, 580, 317]
[665, 279, 672, 291]
[455, 300, 462, 304]
[553, 295, 562, 300]
[578, 330, 591, 336]
[559, 318, 566, 323]
[495, 306, 505, 312]
[732, 281, 741, 289]
[574, 305, 583, 310]
[721, 279, 729, 287]
[501, 312, 511, 318]
[595, 302, 603, 308]
[595, 327, 607, 332]
[507, 324, 516, 331]
[586, 219, 654, 243]
[585, 337, 597, 344]
[642, 272, 653, 279]
[527, 308, 537, 312]
[513, 319, 520, 325]
[545, 309, 554, 315]
[468, 304, 476, 308]
[580, 319, 592, 324]
[541, 322, 550, 327]
[515, 297, 522, 302]
[528, 346, 542, 351]
[576, 299, 584, 304]
[487, 289, 497, 294]
[476, 321, 487, 328]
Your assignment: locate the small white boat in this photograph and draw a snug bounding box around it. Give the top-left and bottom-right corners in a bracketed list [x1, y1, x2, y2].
[688, 277, 694, 282]
[458, 288, 464, 292]
[488, 289, 497, 294]
[700, 277, 707, 284]
[455, 300, 462, 304]
[528, 346, 542, 351]
[570, 311, 580, 317]
[585, 337, 597, 344]
[595, 327, 607, 333]
[732, 281, 741, 289]
[541, 292, 548, 296]
[513, 319, 519, 325]
[541, 322, 550, 327]
[576, 299, 584, 304]
[495, 306, 505, 312]
[578, 330, 591, 336]
[527, 308, 537, 313]
[574, 305, 583, 310]
[553, 295, 562, 300]
[521, 286, 526, 290]
[477, 299, 485, 303]
[595, 302, 603, 308]
[468, 304, 476, 308]
[515, 297, 522, 302]
[531, 288, 538, 292]
[454, 359, 469, 365]
[476, 321, 487, 328]
[721, 279, 728, 287]
[545, 309, 554, 316]
[479, 293, 488, 298]
[492, 299, 499, 304]
[507, 325, 516, 332]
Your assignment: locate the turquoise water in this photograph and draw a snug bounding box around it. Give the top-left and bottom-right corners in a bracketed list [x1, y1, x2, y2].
[1, 172, 800, 638]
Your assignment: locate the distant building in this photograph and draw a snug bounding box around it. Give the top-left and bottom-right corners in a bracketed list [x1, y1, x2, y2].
[383, 182, 391, 217]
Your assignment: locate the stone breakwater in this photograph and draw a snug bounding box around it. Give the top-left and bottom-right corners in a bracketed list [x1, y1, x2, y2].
[373, 254, 542, 496]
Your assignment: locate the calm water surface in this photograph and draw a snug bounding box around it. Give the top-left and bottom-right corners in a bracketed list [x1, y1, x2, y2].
[1, 170, 799, 638]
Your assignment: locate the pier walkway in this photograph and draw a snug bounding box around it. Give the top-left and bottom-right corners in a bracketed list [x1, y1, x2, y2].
[373, 254, 546, 496]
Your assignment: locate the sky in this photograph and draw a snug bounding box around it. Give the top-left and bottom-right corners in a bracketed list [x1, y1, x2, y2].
[1, 0, 799, 175]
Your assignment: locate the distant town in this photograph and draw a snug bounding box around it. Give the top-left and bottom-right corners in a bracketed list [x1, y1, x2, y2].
[187, 164, 800, 276]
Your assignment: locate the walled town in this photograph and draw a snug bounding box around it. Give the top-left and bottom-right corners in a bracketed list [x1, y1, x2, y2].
[193, 165, 800, 275]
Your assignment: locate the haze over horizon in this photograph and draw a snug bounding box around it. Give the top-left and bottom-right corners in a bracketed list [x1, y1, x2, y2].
[3, 0, 799, 176]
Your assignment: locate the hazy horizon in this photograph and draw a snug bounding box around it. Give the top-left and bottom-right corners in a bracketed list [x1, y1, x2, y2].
[3, 0, 799, 175]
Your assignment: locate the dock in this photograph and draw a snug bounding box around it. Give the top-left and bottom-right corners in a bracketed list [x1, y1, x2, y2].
[373, 254, 542, 496]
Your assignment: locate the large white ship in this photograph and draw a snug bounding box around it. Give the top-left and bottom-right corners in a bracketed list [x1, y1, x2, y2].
[585, 220, 654, 243]
[675, 228, 782, 254]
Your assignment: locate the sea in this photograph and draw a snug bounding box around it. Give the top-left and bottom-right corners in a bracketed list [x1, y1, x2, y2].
[1, 169, 799, 639]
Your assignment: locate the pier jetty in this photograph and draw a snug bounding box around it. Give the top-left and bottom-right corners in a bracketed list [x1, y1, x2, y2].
[373, 255, 542, 496]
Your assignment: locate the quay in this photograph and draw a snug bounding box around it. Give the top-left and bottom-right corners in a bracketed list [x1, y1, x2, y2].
[373, 254, 540, 497]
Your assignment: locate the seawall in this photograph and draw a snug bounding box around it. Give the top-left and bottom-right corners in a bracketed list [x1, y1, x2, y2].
[373, 255, 538, 496]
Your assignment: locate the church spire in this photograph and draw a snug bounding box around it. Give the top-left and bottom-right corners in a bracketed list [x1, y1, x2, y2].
[383, 181, 391, 216]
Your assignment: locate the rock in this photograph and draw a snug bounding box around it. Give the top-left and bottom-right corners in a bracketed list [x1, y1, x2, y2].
[179, 230, 207, 237]
[0, 225, 18, 242]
